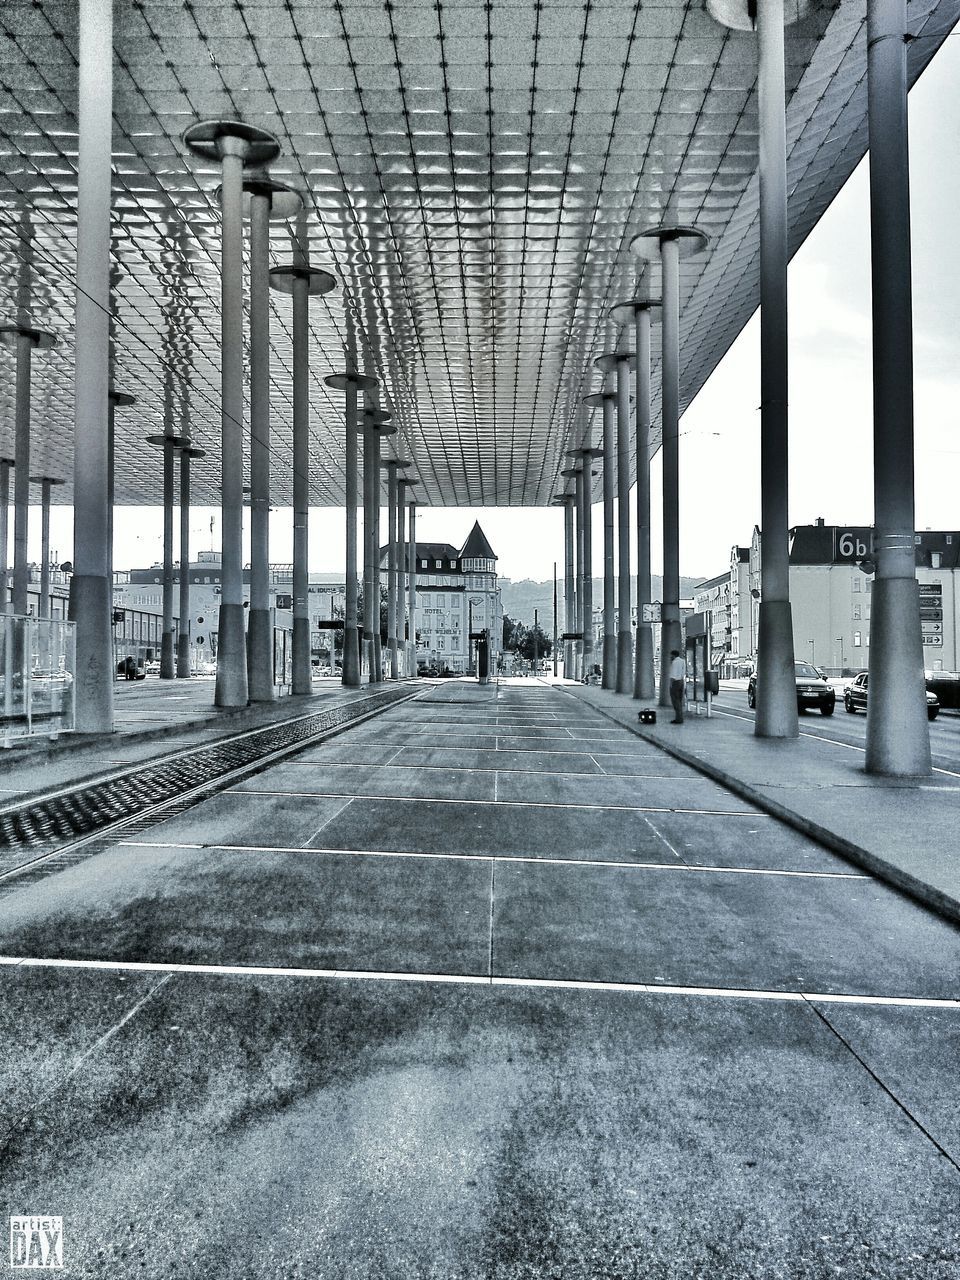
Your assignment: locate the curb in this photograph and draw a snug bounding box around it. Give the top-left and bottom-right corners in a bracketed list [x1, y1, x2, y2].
[560, 685, 960, 930]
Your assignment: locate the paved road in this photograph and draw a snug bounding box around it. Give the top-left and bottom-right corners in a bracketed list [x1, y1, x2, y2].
[0, 680, 957, 1277]
[715, 687, 960, 775]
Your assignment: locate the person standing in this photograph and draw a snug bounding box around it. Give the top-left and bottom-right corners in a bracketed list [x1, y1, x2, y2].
[669, 649, 686, 724]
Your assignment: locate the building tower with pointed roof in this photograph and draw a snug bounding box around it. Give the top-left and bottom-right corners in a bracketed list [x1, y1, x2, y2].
[382, 520, 503, 674]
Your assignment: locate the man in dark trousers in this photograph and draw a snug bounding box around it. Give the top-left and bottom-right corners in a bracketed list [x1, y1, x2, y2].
[668, 649, 687, 724]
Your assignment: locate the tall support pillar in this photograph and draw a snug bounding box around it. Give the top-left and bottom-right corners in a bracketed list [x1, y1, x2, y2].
[176, 443, 205, 677]
[159, 429, 177, 678]
[561, 493, 575, 678]
[568, 446, 601, 675]
[361, 407, 376, 682]
[407, 499, 418, 676]
[0, 458, 12, 613]
[572, 465, 584, 678]
[864, 0, 930, 775]
[271, 251, 336, 696]
[183, 119, 282, 709]
[71, 0, 114, 732]
[613, 295, 660, 700]
[397, 478, 409, 675]
[709, 0, 799, 737]
[32, 477, 64, 620]
[325, 368, 377, 688]
[244, 179, 302, 703]
[632, 226, 708, 707]
[386, 463, 399, 678]
[615, 345, 635, 694]
[587, 372, 618, 690]
[0, 326, 56, 617]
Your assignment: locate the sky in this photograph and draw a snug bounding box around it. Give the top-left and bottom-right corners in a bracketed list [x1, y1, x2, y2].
[36, 33, 960, 587]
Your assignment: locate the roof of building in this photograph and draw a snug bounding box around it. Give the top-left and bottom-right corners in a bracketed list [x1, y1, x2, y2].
[789, 523, 960, 569]
[459, 522, 497, 561]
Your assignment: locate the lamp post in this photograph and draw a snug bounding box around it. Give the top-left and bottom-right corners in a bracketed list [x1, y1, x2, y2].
[836, 636, 845, 674]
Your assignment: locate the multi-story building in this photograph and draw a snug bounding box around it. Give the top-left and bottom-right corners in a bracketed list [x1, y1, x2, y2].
[710, 520, 960, 676]
[114, 550, 346, 667]
[400, 522, 503, 674]
[692, 573, 732, 674]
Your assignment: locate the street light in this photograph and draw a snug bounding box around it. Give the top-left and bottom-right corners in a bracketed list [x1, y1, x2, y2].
[835, 636, 844, 673]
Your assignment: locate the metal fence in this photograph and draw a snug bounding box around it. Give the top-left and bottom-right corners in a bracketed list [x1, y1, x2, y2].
[1, 615, 76, 745]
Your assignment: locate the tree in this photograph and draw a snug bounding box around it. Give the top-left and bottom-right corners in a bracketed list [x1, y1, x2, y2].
[517, 622, 552, 662]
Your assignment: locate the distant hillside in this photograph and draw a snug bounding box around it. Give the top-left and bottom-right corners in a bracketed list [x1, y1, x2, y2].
[499, 576, 705, 628]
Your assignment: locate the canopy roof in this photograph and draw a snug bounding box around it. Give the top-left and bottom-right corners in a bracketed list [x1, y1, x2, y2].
[0, 0, 956, 508]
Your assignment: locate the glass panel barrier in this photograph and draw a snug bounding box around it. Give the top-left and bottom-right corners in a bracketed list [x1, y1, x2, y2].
[1, 615, 76, 745]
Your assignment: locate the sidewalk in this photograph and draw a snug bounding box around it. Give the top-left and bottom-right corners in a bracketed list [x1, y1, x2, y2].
[562, 680, 960, 928]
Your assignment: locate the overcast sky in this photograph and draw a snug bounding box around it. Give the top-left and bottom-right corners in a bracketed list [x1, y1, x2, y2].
[38, 33, 960, 586]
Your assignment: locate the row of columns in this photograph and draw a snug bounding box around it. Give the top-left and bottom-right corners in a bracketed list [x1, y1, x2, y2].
[56, 0, 928, 777]
[556, 0, 928, 775]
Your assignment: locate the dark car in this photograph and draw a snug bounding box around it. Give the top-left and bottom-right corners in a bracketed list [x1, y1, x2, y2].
[844, 671, 939, 721]
[747, 661, 835, 716]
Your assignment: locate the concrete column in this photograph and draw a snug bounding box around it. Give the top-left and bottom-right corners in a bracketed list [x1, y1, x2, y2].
[864, 0, 931, 775]
[32, 477, 63, 620]
[569, 447, 601, 674]
[12, 332, 32, 617]
[572, 464, 584, 678]
[183, 119, 282, 709]
[615, 346, 635, 694]
[708, 0, 798, 737]
[372, 425, 384, 682]
[398, 479, 409, 674]
[271, 251, 337, 697]
[584, 391, 617, 687]
[324, 368, 377, 687]
[245, 179, 302, 703]
[0, 459, 11, 613]
[361, 408, 375, 683]
[177, 444, 205, 677]
[407, 499, 418, 676]
[386, 463, 399, 678]
[613, 296, 660, 701]
[385, 461, 411, 679]
[563, 494, 575, 678]
[71, 0, 114, 733]
[161, 435, 176, 677]
[632, 226, 708, 706]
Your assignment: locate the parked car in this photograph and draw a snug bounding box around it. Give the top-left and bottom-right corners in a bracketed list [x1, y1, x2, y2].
[747, 661, 835, 716]
[844, 671, 939, 721]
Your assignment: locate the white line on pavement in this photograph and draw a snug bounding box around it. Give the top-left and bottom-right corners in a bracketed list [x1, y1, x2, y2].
[1, 955, 955, 1010]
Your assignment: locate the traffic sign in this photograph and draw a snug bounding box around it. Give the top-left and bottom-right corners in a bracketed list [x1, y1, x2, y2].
[921, 622, 942, 634]
[923, 635, 943, 646]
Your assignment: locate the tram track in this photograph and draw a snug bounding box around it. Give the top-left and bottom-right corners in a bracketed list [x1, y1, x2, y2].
[0, 685, 419, 894]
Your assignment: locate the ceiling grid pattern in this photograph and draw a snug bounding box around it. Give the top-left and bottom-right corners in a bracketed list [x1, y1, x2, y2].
[0, 0, 957, 510]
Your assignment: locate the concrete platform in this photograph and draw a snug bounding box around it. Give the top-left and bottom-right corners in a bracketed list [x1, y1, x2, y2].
[565, 679, 960, 927]
[0, 678, 957, 1277]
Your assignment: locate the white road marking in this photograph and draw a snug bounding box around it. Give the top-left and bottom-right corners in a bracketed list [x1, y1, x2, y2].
[117, 839, 866, 880]
[226, 789, 757, 815]
[1, 955, 955, 1010]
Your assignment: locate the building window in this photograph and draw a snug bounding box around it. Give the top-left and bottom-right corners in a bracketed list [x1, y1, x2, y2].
[853, 631, 862, 647]
[853, 603, 861, 620]
[852, 578, 860, 593]
[436, 595, 445, 607]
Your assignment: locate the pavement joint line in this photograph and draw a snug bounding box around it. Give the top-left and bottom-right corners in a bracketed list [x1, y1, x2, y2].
[0, 972, 174, 1155]
[226, 789, 757, 816]
[559, 684, 960, 928]
[279, 760, 685, 781]
[803, 997, 960, 1176]
[303, 797, 354, 846]
[116, 839, 869, 879]
[2, 955, 957, 1010]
